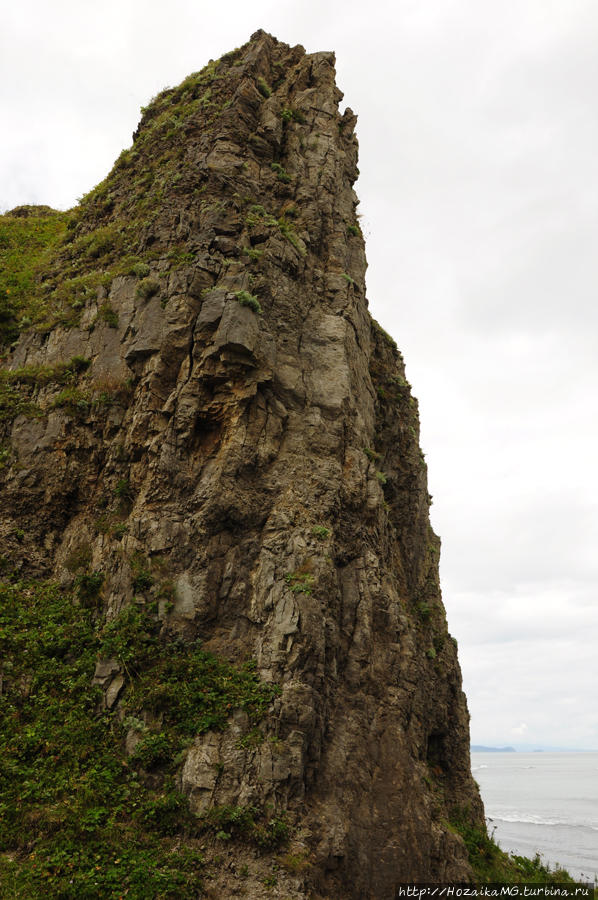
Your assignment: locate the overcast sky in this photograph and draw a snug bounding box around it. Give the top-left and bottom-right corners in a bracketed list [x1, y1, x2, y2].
[1, 0, 596, 751]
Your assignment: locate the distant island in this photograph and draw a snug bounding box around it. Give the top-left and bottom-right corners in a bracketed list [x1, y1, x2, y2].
[471, 745, 516, 752]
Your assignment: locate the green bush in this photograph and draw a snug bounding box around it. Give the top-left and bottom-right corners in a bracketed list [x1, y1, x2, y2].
[136, 278, 160, 301]
[234, 290, 262, 314]
[132, 569, 154, 593]
[130, 731, 173, 769]
[74, 571, 104, 607]
[130, 261, 151, 278]
[97, 302, 119, 328]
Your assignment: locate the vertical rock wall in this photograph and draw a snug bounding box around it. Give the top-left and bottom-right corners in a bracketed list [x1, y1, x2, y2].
[0, 30, 484, 899]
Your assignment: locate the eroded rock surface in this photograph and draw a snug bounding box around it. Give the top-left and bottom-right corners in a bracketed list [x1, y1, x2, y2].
[0, 30, 483, 899]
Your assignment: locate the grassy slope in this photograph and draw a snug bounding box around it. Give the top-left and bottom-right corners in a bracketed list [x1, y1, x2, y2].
[0, 579, 285, 899]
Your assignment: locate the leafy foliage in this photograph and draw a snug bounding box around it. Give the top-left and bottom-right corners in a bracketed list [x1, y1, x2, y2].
[234, 290, 262, 314]
[0, 578, 281, 897]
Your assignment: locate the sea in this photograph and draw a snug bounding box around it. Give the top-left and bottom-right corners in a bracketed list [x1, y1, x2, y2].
[471, 751, 598, 884]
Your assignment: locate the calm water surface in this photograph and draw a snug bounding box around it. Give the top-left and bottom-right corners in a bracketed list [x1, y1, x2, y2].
[471, 751, 598, 883]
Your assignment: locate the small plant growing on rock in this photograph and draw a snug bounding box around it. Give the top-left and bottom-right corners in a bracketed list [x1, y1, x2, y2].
[417, 602, 432, 621]
[311, 525, 330, 540]
[97, 302, 118, 328]
[257, 78, 271, 98]
[136, 277, 160, 301]
[130, 261, 151, 278]
[270, 162, 292, 184]
[74, 571, 104, 607]
[132, 568, 154, 593]
[234, 290, 262, 314]
[115, 478, 132, 499]
[375, 471, 387, 485]
[243, 245, 263, 261]
[281, 107, 307, 124]
[347, 224, 360, 237]
[285, 572, 314, 594]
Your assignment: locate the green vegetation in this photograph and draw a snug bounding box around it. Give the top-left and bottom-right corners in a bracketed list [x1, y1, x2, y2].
[245, 204, 306, 256]
[372, 318, 398, 351]
[449, 813, 576, 885]
[52, 386, 90, 416]
[0, 356, 91, 423]
[243, 245, 263, 261]
[201, 806, 289, 849]
[311, 526, 330, 540]
[135, 277, 160, 301]
[0, 207, 69, 344]
[114, 478, 133, 506]
[257, 78, 272, 98]
[363, 447, 381, 463]
[0, 577, 282, 897]
[129, 261, 151, 278]
[347, 224, 361, 237]
[234, 290, 262, 314]
[375, 470, 387, 485]
[270, 162, 292, 184]
[280, 107, 307, 125]
[417, 602, 432, 621]
[285, 572, 314, 594]
[95, 301, 119, 328]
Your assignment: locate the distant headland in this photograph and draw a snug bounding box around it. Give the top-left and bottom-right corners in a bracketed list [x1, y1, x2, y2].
[471, 745, 516, 752]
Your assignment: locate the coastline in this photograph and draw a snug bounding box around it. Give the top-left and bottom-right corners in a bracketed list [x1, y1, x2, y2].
[472, 751, 598, 883]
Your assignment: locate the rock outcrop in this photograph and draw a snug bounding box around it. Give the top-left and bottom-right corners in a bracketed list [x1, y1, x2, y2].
[0, 30, 484, 899]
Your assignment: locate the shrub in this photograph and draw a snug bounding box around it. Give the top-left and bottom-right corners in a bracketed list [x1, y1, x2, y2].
[74, 571, 104, 607]
[132, 569, 154, 593]
[97, 302, 119, 328]
[130, 261, 150, 278]
[130, 731, 173, 769]
[136, 278, 160, 301]
[311, 526, 330, 540]
[234, 290, 262, 314]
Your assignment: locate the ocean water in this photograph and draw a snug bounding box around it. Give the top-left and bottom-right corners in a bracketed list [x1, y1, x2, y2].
[471, 751, 598, 884]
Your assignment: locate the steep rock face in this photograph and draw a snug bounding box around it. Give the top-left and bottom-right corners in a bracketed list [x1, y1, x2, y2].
[0, 31, 484, 899]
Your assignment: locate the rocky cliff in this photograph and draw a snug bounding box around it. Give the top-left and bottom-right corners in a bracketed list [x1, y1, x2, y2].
[0, 31, 485, 899]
